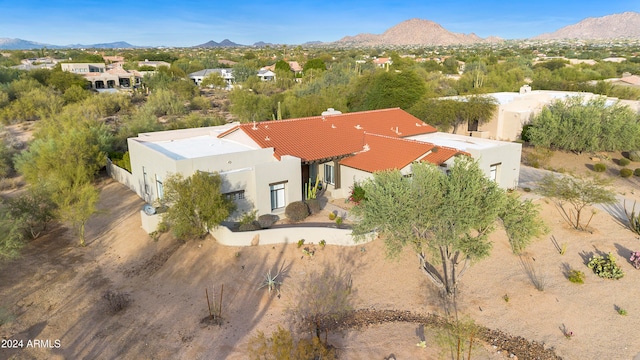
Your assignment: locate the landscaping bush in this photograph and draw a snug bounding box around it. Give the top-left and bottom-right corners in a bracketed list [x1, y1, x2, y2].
[567, 269, 585, 284]
[587, 253, 624, 279]
[635, 168, 640, 177]
[285, 201, 309, 222]
[619, 158, 631, 167]
[328, 212, 336, 220]
[257, 214, 279, 229]
[593, 163, 606, 172]
[628, 150, 640, 162]
[620, 168, 633, 178]
[305, 198, 321, 214]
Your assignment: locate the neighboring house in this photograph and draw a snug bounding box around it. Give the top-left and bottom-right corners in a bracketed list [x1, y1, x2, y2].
[257, 69, 276, 81]
[373, 57, 392, 68]
[61, 62, 142, 89]
[127, 108, 521, 220]
[189, 68, 234, 86]
[444, 85, 640, 141]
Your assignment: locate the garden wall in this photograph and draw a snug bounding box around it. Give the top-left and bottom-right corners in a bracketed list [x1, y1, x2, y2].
[210, 224, 373, 247]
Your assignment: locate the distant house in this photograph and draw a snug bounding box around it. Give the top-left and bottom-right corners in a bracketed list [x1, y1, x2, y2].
[257, 69, 276, 81]
[373, 57, 392, 68]
[61, 62, 141, 89]
[443, 85, 640, 141]
[137, 59, 171, 69]
[126, 108, 521, 224]
[189, 69, 234, 86]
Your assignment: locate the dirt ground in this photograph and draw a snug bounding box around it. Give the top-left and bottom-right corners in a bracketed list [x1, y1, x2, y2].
[1, 150, 640, 359]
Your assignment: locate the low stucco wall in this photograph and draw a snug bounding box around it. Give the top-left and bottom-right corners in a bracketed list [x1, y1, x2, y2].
[106, 159, 137, 194]
[140, 211, 163, 234]
[210, 224, 373, 247]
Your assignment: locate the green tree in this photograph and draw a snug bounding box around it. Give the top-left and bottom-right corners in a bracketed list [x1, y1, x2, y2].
[348, 70, 426, 111]
[247, 326, 337, 360]
[162, 171, 236, 240]
[303, 58, 326, 72]
[275, 60, 290, 72]
[55, 181, 99, 246]
[351, 157, 544, 303]
[0, 206, 26, 260]
[232, 62, 257, 83]
[536, 174, 617, 231]
[201, 72, 226, 88]
[527, 97, 640, 152]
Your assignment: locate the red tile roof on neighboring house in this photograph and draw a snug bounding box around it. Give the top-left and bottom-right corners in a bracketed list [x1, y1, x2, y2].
[422, 146, 469, 165]
[218, 108, 437, 162]
[340, 133, 434, 173]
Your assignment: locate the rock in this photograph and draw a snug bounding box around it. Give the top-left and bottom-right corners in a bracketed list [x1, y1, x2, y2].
[591, 157, 600, 162]
[251, 234, 259, 246]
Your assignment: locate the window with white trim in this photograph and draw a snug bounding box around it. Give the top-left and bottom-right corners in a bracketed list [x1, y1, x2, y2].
[489, 163, 501, 182]
[156, 175, 164, 199]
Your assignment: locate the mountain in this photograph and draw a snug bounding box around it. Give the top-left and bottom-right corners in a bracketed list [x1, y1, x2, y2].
[194, 39, 244, 48]
[534, 12, 640, 40]
[336, 18, 499, 46]
[0, 38, 140, 49]
[0, 38, 51, 50]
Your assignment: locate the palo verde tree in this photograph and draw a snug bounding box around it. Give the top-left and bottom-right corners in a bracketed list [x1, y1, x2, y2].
[351, 157, 544, 306]
[536, 174, 617, 231]
[161, 171, 236, 240]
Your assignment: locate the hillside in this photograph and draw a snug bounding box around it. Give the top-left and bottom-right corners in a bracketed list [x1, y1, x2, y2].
[336, 18, 498, 46]
[534, 11, 640, 40]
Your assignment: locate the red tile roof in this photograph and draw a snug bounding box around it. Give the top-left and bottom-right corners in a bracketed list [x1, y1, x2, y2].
[219, 108, 436, 162]
[340, 133, 434, 172]
[422, 146, 469, 165]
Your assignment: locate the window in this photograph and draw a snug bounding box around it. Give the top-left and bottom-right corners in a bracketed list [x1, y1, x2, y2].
[156, 175, 164, 200]
[468, 119, 479, 132]
[270, 183, 286, 210]
[224, 190, 245, 201]
[489, 163, 501, 182]
[324, 163, 334, 185]
[143, 167, 149, 195]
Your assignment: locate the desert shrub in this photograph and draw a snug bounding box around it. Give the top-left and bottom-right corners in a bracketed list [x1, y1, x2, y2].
[620, 168, 633, 178]
[247, 326, 337, 360]
[305, 198, 321, 214]
[103, 290, 131, 314]
[523, 147, 553, 168]
[593, 163, 606, 172]
[0, 306, 15, 326]
[635, 168, 640, 177]
[619, 158, 631, 167]
[240, 210, 258, 225]
[629, 150, 640, 162]
[587, 253, 624, 279]
[567, 269, 585, 284]
[348, 183, 366, 204]
[285, 201, 309, 222]
[109, 151, 132, 173]
[328, 212, 336, 220]
[520, 124, 534, 142]
[630, 251, 640, 270]
[257, 214, 279, 229]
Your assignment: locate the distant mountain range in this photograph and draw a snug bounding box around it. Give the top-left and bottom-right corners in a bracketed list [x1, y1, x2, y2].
[534, 12, 640, 40]
[1, 12, 639, 50]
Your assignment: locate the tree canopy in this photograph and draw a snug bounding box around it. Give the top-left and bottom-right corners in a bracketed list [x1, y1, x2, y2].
[351, 157, 545, 301]
[161, 171, 236, 240]
[527, 96, 640, 152]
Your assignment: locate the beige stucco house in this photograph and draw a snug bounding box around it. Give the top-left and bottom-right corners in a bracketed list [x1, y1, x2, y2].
[448, 86, 640, 141]
[127, 108, 522, 221]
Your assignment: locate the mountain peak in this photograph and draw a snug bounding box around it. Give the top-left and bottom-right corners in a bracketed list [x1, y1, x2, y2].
[337, 18, 495, 46]
[534, 11, 640, 40]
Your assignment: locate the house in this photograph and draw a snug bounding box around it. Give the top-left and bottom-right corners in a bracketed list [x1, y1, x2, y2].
[257, 69, 276, 81]
[444, 86, 640, 141]
[189, 68, 234, 86]
[61, 62, 142, 89]
[373, 57, 392, 68]
[127, 108, 522, 223]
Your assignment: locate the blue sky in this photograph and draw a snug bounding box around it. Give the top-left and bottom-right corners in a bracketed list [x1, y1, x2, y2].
[1, 1, 639, 47]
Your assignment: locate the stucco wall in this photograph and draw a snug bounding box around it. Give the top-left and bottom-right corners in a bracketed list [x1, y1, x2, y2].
[210, 224, 374, 247]
[466, 142, 522, 189]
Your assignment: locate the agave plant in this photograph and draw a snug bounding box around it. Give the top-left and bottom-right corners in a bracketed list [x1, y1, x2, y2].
[258, 269, 282, 295]
[624, 200, 640, 235]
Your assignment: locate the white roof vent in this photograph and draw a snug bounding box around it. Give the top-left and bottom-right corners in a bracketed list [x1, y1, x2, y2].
[321, 108, 342, 116]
